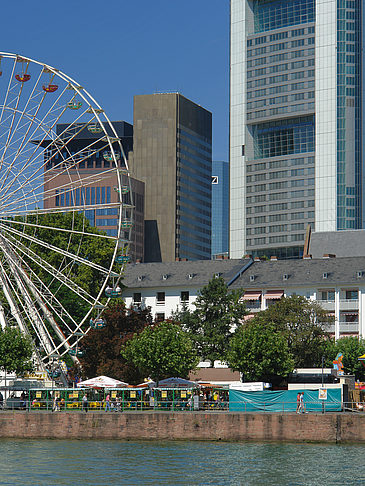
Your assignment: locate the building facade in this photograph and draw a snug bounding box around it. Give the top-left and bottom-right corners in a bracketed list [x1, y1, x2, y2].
[230, 0, 365, 259]
[130, 93, 212, 262]
[43, 121, 145, 261]
[122, 256, 365, 339]
[212, 160, 229, 258]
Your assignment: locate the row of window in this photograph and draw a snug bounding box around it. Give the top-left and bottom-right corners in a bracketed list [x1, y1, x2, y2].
[55, 186, 112, 207]
[246, 206, 315, 218]
[247, 179, 315, 193]
[133, 291, 190, 304]
[246, 233, 305, 246]
[247, 167, 314, 181]
[248, 102, 315, 121]
[247, 92, 314, 109]
[247, 213, 314, 224]
[248, 64, 314, 79]
[247, 191, 313, 203]
[248, 48, 314, 66]
[247, 223, 308, 235]
[247, 78, 314, 90]
[247, 198, 314, 210]
[247, 157, 314, 172]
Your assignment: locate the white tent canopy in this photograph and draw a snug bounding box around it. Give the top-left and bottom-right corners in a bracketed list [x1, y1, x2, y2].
[77, 375, 129, 388]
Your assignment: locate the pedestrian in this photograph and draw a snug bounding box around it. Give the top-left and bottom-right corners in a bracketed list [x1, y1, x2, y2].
[300, 392, 307, 413]
[105, 393, 111, 412]
[82, 393, 88, 413]
[115, 396, 121, 412]
[296, 392, 301, 413]
[52, 395, 59, 412]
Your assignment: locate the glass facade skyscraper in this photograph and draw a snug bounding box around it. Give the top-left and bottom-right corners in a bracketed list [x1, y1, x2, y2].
[230, 0, 365, 259]
[212, 160, 229, 257]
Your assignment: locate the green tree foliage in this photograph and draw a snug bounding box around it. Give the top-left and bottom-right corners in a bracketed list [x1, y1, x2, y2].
[75, 302, 151, 384]
[253, 295, 331, 368]
[0, 327, 34, 374]
[173, 276, 247, 363]
[325, 336, 365, 380]
[121, 321, 199, 384]
[227, 319, 294, 383]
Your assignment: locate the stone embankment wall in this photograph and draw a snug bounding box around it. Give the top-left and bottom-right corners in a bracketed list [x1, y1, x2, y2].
[0, 412, 364, 443]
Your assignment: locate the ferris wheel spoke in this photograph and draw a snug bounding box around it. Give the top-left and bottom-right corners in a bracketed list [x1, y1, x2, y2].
[0, 221, 111, 275]
[0, 136, 112, 207]
[0, 230, 102, 308]
[0, 244, 57, 355]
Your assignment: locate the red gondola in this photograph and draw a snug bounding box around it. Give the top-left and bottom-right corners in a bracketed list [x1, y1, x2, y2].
[15, 74, 31, 82]
[43, 84, 58, 93]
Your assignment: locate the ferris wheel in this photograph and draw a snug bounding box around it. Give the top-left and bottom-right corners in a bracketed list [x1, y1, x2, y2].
[0, 52, 133, 372]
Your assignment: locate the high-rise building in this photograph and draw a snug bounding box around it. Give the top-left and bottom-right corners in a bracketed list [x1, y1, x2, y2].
[212, 160, 229, 258]
[43, 121, 145, 262]
[230, 0, 364, 259]
[130, 93, 212, 262]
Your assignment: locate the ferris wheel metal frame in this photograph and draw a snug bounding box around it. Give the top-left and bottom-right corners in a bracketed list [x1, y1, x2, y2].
[0, 52, 133, 372]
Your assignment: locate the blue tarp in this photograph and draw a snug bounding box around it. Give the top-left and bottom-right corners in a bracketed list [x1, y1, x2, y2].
[229, 389, 342, 412]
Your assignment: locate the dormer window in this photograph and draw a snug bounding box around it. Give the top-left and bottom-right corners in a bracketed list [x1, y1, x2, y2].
[188, 273, 194, 279]
[250, 275, 255, 282]
[283, 274, 288, 281]
[137, 275, 144, 282]
[162, 274, 168, 280]
[322, 273, 328, 279]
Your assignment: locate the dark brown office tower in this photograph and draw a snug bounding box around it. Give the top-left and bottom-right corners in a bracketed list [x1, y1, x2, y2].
[130, 93, 212, 262]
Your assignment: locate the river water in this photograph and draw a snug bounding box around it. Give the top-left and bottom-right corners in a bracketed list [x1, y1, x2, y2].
[1, 439, 364, 485]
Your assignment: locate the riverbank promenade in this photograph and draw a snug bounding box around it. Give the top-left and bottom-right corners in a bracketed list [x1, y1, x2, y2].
[0, 411, 364, 443]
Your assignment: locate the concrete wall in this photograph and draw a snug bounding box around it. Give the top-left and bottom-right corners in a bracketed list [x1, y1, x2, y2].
[0, 412, 364, 442]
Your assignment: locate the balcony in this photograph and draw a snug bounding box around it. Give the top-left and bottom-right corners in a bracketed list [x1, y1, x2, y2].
[339, 322, 359, 333]
[339, 299, 359, 311]
[317, 300, 335, 311]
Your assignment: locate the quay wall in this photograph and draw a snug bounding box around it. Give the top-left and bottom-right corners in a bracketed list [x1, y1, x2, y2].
[0, 412, 364, 442]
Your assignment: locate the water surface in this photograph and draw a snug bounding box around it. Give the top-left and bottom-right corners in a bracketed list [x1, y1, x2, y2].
[0, 439, 364, 485]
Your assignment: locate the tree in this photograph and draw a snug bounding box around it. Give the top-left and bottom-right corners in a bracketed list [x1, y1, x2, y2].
[0, 327, 34, 374]
[173, 276, 247, 363]
[76, 302, 152, 384]
[325, 336, 365, 381]
[121, 321, 199, 384]
[227, 319, 294, 383]
[254, 296, 331, 368]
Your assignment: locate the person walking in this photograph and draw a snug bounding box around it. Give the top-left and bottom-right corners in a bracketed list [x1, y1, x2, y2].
[82, 393, 88, 413]
[105, 393, 111, 412]
[300, 392, 307, 413]
[296, 392, 301, 413]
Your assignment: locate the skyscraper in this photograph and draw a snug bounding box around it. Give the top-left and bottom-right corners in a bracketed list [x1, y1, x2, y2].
[212, 160, 229, 258]
[130, 93, 212, 262]
[230, 0, 364, 259]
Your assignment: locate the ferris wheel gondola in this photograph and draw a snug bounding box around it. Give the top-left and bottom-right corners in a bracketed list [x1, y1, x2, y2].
[0, 52, 133, 370]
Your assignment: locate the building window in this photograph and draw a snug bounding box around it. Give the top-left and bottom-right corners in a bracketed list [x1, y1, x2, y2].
[155, 313, 165, 322]
[319, 290, 335, 301]
[345, 290, 358, 301]
[157, 292, 165, 304]
[181, 291, 189, 302]
[133, 293, 141, 303]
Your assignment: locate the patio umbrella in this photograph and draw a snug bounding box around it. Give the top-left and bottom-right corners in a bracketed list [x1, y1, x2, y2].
[157, 377, 199, 388]
[77, 375, 129, 388]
